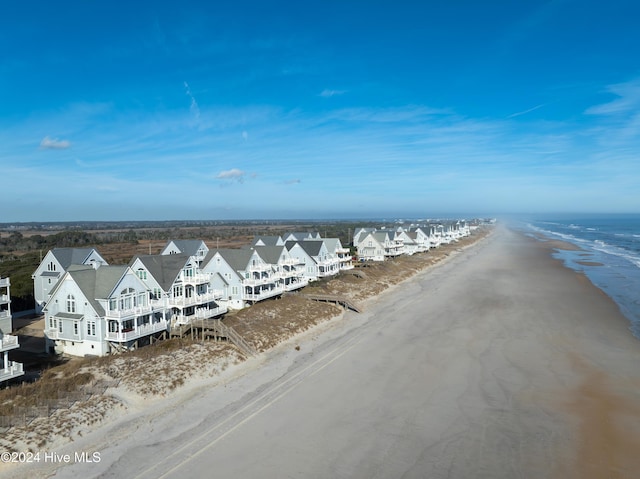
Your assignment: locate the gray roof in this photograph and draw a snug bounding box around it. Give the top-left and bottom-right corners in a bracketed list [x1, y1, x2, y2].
[215, 248, 256, 272]
[131, 254, 189, 291]
[297, 240, 324, 257]
[253, 245, 285, 265]
[164, 239, 208, 256]
[66, 265, 129, 316]
[283, 232, 319, 241]
[50, 248, 100, 269]
[252, 236, 283, 246]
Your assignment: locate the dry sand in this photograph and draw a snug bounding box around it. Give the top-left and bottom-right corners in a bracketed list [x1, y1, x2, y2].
[3, 226, 640, 478]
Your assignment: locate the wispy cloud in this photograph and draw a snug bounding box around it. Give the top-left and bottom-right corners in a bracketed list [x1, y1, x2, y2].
[284, 179, 301, 185]
[585, 78, 640, 116]
[39, 136, 71, 149]
[216, 168, 246, 183]
[320, 89, 346, 98]
[184, 81, 201, 119]
[507, 103, 545, 118]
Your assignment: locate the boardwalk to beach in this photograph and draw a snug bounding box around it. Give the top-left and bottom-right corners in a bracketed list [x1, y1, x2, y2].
[13, 227, 640, 479]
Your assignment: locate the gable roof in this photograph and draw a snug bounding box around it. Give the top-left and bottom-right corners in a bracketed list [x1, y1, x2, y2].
[252, 236, 284, 247]
[253, 245, 286, 265]
[296, 240, 325, 257]
[163, 239, 208, 256]
[49, 248, 102, 269]
[62, 265, 129, 316]
[131, 254, 190, 291]
[215, 248, 257, 272]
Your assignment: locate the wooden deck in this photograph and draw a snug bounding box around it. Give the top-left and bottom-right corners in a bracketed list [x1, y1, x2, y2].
[301, 294, 362, 313]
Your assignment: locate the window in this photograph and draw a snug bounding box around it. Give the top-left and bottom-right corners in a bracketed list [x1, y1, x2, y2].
[136, 269, 147, 280]
[66, 295, 76, 313]
[119, 288, 136, 310]
[87, 320, 96, 336]
[58, 321, 62, 333]
[74, 322, 78, 336]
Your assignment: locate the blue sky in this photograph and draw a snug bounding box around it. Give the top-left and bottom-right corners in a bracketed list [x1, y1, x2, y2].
[1, 1, 640, 221]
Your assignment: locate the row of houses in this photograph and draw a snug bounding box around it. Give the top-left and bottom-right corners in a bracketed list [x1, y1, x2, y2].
[35, 232, 354, 357]
[33, 222, 472, 358]
[353, 221, 471, 261]
[0, 277, 24, 384]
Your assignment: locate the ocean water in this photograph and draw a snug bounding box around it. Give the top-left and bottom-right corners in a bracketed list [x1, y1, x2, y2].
[523, 214, 640, 340]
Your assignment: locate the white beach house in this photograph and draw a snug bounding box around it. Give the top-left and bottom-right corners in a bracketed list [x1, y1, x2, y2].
[32, 247, 108, 314]
[0, 277, 24, 383]
[130, 253, 227, 326]
[44, 265, 168, 357]
[202, 248, 283, 309]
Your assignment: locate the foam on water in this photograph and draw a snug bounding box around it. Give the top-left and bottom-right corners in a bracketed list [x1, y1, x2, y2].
[524, 215, 640, 339]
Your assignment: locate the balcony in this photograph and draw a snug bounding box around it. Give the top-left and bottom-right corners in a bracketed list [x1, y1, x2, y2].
[247, 263, 273, 273]
[0, 334, 19, 352]
[283, 277, 309, 291]
[0, 310, 10, 321]
[180, 272, 211, 285]
[0, 361, 24, 382]
[243, 275, 279, 287]
[105, 304, 154, 320]
[172, 305, 228, 325]
[167, 289, 224, 308]
[105, 318, 169, 342]
[0, 278, 9, 288]
[244, 285, 284, 302]
[0, 294, 10, 303]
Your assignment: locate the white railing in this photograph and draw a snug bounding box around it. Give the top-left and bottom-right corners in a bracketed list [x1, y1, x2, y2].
[0, 294, 10, 303]
[0, 334, 19, 351]
[0, 310, 10, 321]
[248, 263, 272, 273]
[0, 278, 9, 288]
[105, 319, 168, 342]
[105, 304, 153, 320]
[180, 272, 211, 284]
[243, 286, 284, 301]
[243, 276, 278, 287]
[172, 305, 228, 325]
[167, 289, 224, 308]
[0, 361, 24, 382]
[284, 278, 309, 291]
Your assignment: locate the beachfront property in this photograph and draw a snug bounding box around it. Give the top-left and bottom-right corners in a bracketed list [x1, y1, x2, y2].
[252, 245, 309, 293]
[353, 229, 405, 261]
[202, 247, 284, 309]
[322, 238, 354, 271]
[161, 239, 209, 266]
[130, 253, 227, 326]
[297, 240, 341, 278]
[32, 247, 108, 314]
[43, 265, 169, 356]
[0, 277, 24, 383]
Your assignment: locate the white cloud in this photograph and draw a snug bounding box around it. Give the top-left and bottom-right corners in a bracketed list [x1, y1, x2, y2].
[40, 136, 71, 149]
[242, 130, 249, 141]
[184, 81, 201, 119]
[585, 78, 640, 116]
[319, 89, 346, 98]
[216, 168, 246, 182]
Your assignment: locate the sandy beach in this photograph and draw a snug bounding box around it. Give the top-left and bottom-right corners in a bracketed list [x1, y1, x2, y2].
[4, 225, 640, 479]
